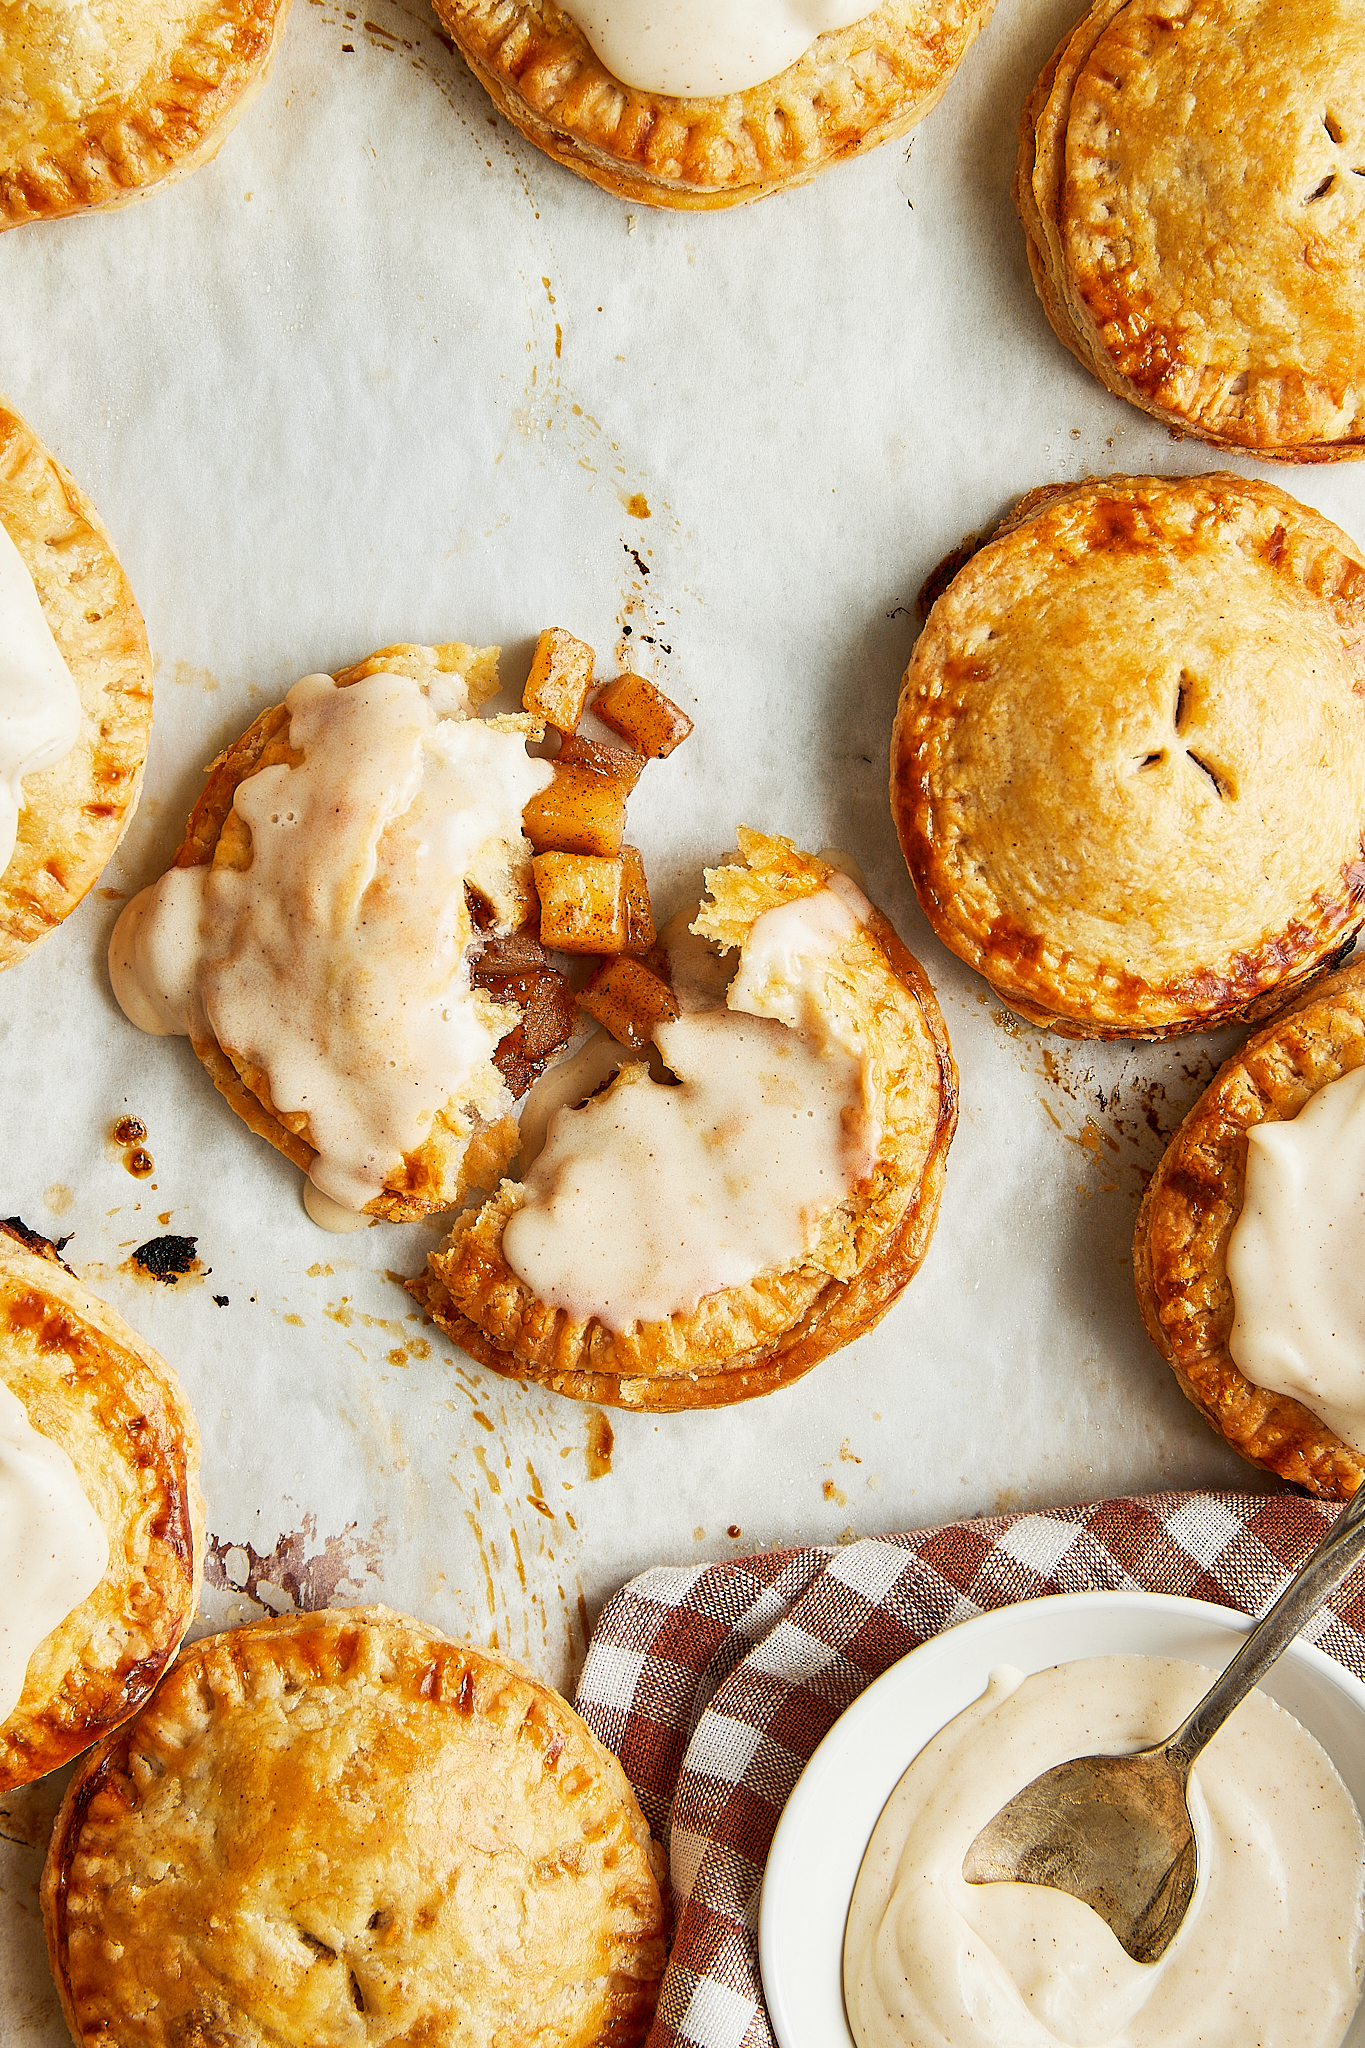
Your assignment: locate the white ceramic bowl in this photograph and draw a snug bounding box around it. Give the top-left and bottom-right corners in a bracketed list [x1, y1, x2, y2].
[758, 1589, 1365, 2048]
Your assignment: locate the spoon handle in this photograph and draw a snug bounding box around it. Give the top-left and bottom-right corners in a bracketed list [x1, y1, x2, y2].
[1166, 1483, 1365, 1775]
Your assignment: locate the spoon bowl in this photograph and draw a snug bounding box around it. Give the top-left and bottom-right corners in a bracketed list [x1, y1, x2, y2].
[962, 1484, 1365, 1963]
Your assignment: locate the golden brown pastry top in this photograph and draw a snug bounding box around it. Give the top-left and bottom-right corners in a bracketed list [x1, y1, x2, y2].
[892, 472, 1365, 1039]
[0, 1225, 203, 1792]
[1132, 960, 1365, 1500]
[433, 0, 997, 207]
[415, 830, 957, 1408]
[1016, 0, 1365, 459]
[43, 1607, 669, 2048]
[0, 399, 152, 970]
[0, 0, 292, 230]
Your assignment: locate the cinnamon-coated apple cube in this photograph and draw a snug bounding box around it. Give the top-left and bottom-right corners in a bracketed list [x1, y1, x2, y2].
[594, 672, 693, 758]
[520, 735, 643, 858]
[533, 852, 629, 952]
[579, 956, 680, 1049]
[522, 628, 594, 731]
[619, 846, 656, 952]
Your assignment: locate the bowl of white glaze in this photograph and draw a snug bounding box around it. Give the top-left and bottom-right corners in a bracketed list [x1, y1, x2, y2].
[757, 1589, 1365, 2048]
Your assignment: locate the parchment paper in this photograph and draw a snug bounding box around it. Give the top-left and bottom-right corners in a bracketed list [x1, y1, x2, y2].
[3, 0, 1363, 2032]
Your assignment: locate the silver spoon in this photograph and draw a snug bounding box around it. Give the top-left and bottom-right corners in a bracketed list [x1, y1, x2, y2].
[962, 1483, 1365, 1965]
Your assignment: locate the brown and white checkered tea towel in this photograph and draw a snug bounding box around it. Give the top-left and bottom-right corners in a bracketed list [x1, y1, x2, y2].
[575, 1489, 1365, 2048]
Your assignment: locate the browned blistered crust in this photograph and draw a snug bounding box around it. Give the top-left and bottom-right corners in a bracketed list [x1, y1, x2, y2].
[434, 0, 997, 208]
[0, 400, 152, 970]
[164, 642, 539, 1222]
[1015, 0, 1365, 460]
[0, 0, 292, 231]
[0, 1227, 204, 1792]
[42, 1607, 669, 2048]
[1133, 961, 1365, 1499]
[413, 834, 958, 1409]
[892, 473, 1365, 1039]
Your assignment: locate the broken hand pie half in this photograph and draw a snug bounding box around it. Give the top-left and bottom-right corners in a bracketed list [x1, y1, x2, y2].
[414, 830, 957, 1409]
[893, 473, 1365, 1039]
[42, 1608, 668, 2048]
[109, 641, 577, 1223]
[0, 399, 152, 970]
[432, 0, 998, 208]
[1134, 960, 1365, 1501]
[1016, 0, 1365, 458]
[0, 0, 291, 230]
[0, 1224, 204, 1792]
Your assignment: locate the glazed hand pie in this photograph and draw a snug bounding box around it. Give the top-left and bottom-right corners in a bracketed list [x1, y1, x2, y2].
[0, 0, 291, 231]
[43, 1607, 669, 2048]
[109, 641, 578, 1224]
[413, 830, 957, 1409]
[0, 1224, 203, 1792]
[0, 400, 152, 972]
[432, 0, 998, 208]
[1016, 0, 1365, 460]
[892, 472, 1365, 1039]
[1133, 961, 1365, 1501]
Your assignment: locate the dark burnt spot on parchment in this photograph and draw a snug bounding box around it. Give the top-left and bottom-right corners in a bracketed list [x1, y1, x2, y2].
[129, 1235, 200, 1284]
[1035, 1042, 1224, 1187]
[204, 1513, 387, 1611]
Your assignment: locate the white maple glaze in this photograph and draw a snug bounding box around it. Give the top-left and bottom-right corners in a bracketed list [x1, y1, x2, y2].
[108, 669, 551, 1211]
[1227, 1066, 1365, 1452]
[844, 1655, 1365, 2048]
[0, 516, 81, 878]
[566, 0, 871, 98]
[501, 886, 878, 1326]
[0, 1379, 108, 1726]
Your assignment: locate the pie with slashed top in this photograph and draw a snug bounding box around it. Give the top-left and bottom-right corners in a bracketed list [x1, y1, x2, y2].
[892, 472, 1365, 1038]
[43, 1606, 669, 2048]
[1015, 0, 1365, 459]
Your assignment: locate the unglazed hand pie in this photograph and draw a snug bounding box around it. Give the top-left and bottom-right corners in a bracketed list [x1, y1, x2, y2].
[0, 0, 291, 231]
[1133, 962, 1365, 1500]
[432, 0, 998, 209]
[1015, 0, 1365, 460]
[43, 1607, 669, 2048]
[892, 473, 1365, 1039]
[413, 830, 957, 1409]
[0, 1223, 203, 1792]
[109, 641, 577, 1223]
[0, 400, 152, 971]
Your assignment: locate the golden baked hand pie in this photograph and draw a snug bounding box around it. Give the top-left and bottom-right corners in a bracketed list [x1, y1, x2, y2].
[433, 0, 998, 208]
[109, 641, 578, 1223]
[0, 399, 152, 971]
[413, 830, 957, 1409]
[43, 1607, 669, 2048]
[892, 472, 1365, 1039]
[1016, 0, 1365, 460]
[1133, 961, 1365, 1501]
[0, 1223, 203, 1792]
[0, 0, 291, 231]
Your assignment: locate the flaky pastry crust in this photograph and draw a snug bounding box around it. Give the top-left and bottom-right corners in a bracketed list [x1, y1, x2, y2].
[0, 1226, 203, 1792]
[1133, 961, 1365, 1499]
[164, 641, 535, 1222]
[1015, 0, 1365, 460]
[413, 831, 958, 1408]
[0, 400, 152, 970]
[42, 1606, 668, 2048]
[892, 473, 1365, 1039]
[433, 0, 997, 207]
[0, 0, 292, 231]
